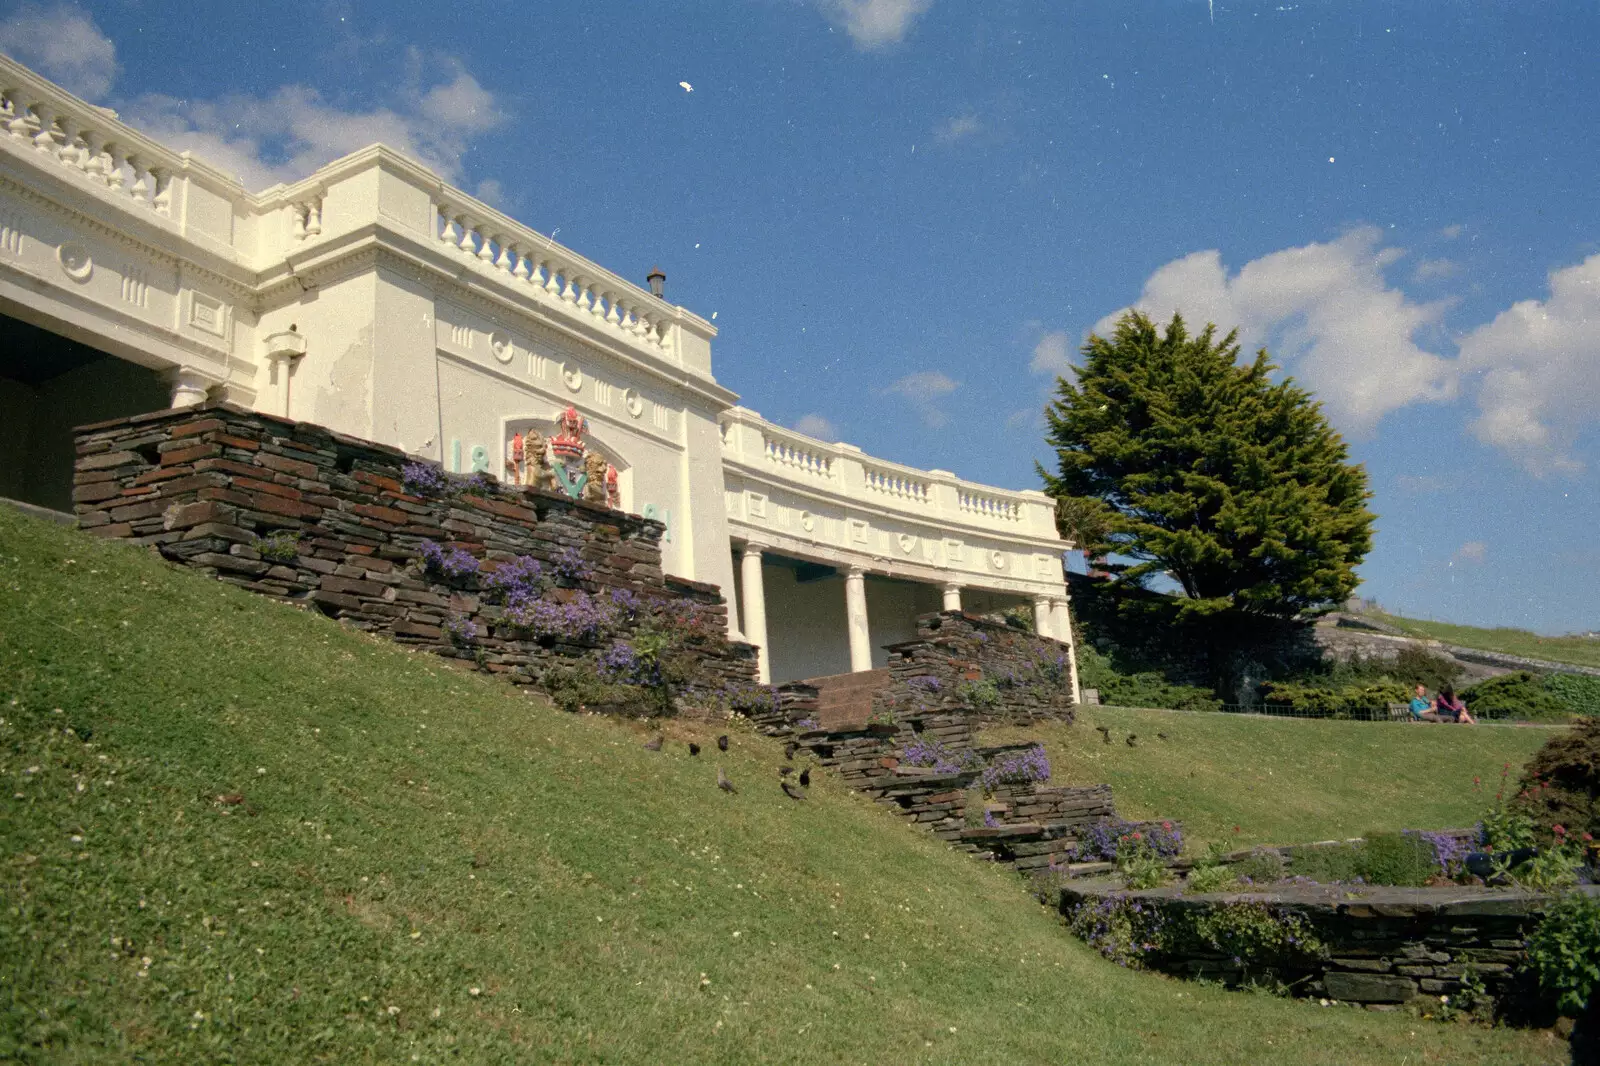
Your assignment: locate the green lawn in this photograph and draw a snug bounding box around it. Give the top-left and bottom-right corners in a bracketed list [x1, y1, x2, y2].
[0, 507, 1568, 1064]
[981, 705, 1556, 852]
[1365, 610, 1600, 669]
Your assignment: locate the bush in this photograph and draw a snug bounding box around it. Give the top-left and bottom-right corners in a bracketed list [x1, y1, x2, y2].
[1066, 895, 1166, 968]
[1526, 891, 1600, 1014]
[1165, 901, 1326, 976]
[1546, 673, 1600, 717]
[1258, 679, 1410, 719]
[1074, 819, 1183, 863]
[1078, 645, 1222, 712]
[1230, 850, 1286, 886]
[955, 678, 1001, 710]
[1288, 833, 1439, 886]
[1460, 672, 1574, 722]
[1185, 862, 1240, 895]
[1513, 717, 1600, 843]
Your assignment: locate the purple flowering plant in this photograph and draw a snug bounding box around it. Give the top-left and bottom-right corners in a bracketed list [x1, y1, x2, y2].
[980, 744, 1051, 789]
[900, 738, 981, 776]
[1074, 818, 1183, 863]
[1066, 895, 1167, 968]
[442, 612, 478, 648]
[419, 539, 481, 583]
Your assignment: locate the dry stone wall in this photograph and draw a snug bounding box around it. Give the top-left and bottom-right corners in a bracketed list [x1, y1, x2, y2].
[882, 612, 1077, 726]
[70, 404, 758, 701]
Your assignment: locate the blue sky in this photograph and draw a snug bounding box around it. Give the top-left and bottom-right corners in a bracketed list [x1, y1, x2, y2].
[4, 0, 1597, 633]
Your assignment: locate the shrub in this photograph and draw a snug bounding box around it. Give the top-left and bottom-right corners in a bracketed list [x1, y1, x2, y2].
[1185, 862, 1241, 895]
[536, 663, 655, 716]
[1166, 901, 1326, 976]
[1114, 833, 1172, 889]
[1511, 718, 1600, 844]
[1066, 895, 1166, 968]
[1077, 645, 1222, 712]
[1461, 672, 1574, 722]
[1230, 849, 1286, 886]
[1525, 891, 1600, 1014]
[955, 678, 1001, 710]
[1547, 674, 1600, 717]
[1258, 679, 1410, 719]
[1357, 831, 1441, 887]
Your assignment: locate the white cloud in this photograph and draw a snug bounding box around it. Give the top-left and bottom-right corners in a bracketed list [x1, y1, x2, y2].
[881, 369, 958, 427]
[792, 413, 838, 440]
[935, 113, 980, 144]
[819, 0, 932, 49]
[0, 3, 117, 100]
[1411, 257, 1457, 282]
[1092, 227, 1457, 436]
[474, 178, 507, 208]
[1440, 224, 1463, 240]
[1030, 330, 1073, 377]
[1456, 252, 1600, 476]
[1452, 540, 1488, 566]
[124, 52, 505, 189]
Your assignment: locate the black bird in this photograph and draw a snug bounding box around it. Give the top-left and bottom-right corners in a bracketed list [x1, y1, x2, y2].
[1095, 725, 1112, 745]
[717, 766, 737, 794]
[799, 768, 811, 788]
[643, 734, 663, 751]
[1125, 734, 1138, 747]
[717, 734, 730, 752]
[785, 741, 798, 761]
[1156, 732, 1169, 741]
[779, 766, 795, 776]
[688, 742, 701, 756]
[781, 781, 807, 801]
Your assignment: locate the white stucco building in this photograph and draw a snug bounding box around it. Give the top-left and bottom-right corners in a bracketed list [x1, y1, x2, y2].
[0, 54, 1077, 690]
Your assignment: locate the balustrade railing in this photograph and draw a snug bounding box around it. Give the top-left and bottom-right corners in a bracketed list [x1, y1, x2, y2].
[865, 467, 929, 503]
[959, 489, 1021, 521]
[0, 59, 194, 218]
[434, 201, 670, 351]
[763, 434, 834, 478]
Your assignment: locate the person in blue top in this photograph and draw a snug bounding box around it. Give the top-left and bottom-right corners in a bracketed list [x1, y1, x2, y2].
[1409, 684, 1433, 720]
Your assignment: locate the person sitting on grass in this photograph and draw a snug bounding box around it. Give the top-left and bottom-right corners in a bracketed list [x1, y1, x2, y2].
[1421, 684, 1477, 724]
[1409, 684, 1433, 721]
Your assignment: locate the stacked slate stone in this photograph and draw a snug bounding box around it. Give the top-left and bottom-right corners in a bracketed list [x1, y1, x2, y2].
[71, 404, 757, 700]
[1056, 879, 1579, 1011]
[882, 611, 1076, 726]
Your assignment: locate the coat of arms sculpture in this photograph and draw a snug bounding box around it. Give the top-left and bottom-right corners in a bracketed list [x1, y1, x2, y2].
[506, 406, 620, 508]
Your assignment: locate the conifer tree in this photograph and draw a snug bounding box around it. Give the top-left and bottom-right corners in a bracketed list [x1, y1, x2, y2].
[1040, 311, 1375, 619]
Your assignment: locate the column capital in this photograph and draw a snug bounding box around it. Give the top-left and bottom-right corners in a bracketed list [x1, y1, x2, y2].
[845, 564, 867, 580]
[941, 581, 962, 594]
[161, 365, 217, 408]
[740, 542, 765, 560]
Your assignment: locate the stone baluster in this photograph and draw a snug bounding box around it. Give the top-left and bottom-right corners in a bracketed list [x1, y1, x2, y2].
[495, 239, 516, 274]
[82, 130, 107, 182]
[478, 231, 499, 265]
[439, 210, 461, 248]
[31, 105, 57, 156]
[56, 115, 81, 169]
[537, 259, 559, 295]
[509, 245, 531, 280]
[4, 94, 34, 139]
[150, 167, 172, 215]
[455, 216, 477, 256]
[600, 290, 621, 325]
[305, 199, 322, 236]
[126, 154, 151, 206]
[104, 143, 127, 190]
[291, 205, 307, 240]
[559, 272, 579, 304]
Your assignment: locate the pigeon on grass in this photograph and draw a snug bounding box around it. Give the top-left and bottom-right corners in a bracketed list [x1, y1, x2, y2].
[717, 766, 737, 794]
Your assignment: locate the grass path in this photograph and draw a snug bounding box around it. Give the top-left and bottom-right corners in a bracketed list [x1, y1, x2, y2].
[981, 705, 1556, 851]
[1365, 610, 1600, 669]
[0, 508, 1567, 1064]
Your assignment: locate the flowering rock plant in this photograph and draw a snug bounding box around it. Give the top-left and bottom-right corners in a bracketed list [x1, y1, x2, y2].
[1066, 895, 1166, 969]
[1074, 818, 1183, 863]
[418, 539, 480, 583]
[979, 744, 1051, 789]
[899, 738, 982, 776]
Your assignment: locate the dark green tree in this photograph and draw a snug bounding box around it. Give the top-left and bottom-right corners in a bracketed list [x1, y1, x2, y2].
[1039, 311, 1375, 619]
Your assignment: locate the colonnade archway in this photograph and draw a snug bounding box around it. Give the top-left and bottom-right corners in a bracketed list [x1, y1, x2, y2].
[728, 542, 1048, 686]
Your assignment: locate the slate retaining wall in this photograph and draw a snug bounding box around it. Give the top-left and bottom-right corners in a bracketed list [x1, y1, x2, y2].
[70, 404, 758, 702]
[882, 612, 1077, 726]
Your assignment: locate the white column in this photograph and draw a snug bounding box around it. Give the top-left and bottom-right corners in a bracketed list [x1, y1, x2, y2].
[845, 566, 873, 673]
[1052, 596, 1081, 703]
[164, 367, 210, 408]
[941, 582, 962, 612]
[1033, 595, 1053, 637]
[740, 545, 770, 684]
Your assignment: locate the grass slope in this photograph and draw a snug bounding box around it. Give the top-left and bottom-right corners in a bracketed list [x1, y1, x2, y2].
[982, 706, 1555, 852]
[0, 508, 1566, 1065]
[1363, 610, 1600, 670]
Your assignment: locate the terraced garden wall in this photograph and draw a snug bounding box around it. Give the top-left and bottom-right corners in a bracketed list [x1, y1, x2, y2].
[70, 404, 758, 700]
[881, 611, 1078, 725]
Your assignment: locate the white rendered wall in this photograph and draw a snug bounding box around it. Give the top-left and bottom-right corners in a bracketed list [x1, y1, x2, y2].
[863, 575, 943, 667]
[756, 562, 853, 683]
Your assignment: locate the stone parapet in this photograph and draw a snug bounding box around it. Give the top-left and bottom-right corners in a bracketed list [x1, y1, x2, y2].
[71, 403, 757, 703]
